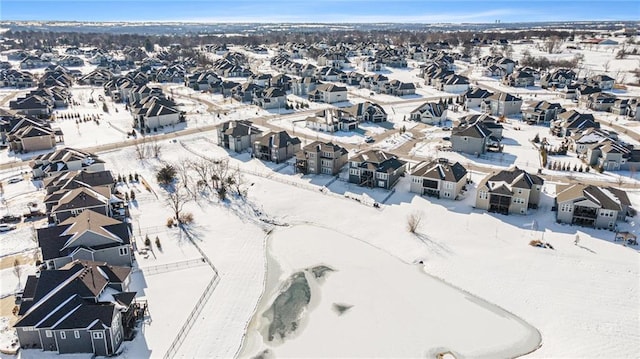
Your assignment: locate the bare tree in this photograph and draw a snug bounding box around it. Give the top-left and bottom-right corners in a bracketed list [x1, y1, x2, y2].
[151, 140, 162, 158]
[13, 259, 22, 288]
[406, 211, 423, 234]
[134, 141, 148, 160]
[166, 186, 191, 223]
[189, 158, 214, 191]
[544, 36, 560, 54]
[603, 60, 611, 73]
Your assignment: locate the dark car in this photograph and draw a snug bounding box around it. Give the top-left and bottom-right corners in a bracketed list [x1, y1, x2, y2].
[1, 215, 22, 223]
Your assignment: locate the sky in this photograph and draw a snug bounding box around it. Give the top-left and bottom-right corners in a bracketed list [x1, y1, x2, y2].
[0, 0, 638, 23]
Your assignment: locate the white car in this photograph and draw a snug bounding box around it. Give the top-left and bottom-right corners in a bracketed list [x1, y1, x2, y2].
[0, 224, 17, 232]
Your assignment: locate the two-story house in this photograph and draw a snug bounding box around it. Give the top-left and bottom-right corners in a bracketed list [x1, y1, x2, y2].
[294, 141, 348, 175]
[475, 167, 544, 215]
[37, 210, 132, 269]
[348, 150, 407, 189]
[253, 131, 302, 163]
[409, 159, 468, 199]
[14, 260, 137, 356]
[555, 184, 631, 229]
[217, 120, 263, 153]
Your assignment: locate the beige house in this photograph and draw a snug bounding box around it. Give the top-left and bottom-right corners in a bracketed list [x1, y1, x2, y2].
[409, 159, 467, 199]
[475, 167, 544, 215]
[7, 117, 63, 152]
[555, 184, 630, 229]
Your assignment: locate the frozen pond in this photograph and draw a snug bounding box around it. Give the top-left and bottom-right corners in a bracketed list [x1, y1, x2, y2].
[239, 224, 541, 358]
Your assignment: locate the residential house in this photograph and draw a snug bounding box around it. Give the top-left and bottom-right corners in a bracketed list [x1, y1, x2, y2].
[409, 158, 467, 199]
[253, 87, 287, 110]
[0, 69, 37, 88]
[348, 150, 407, 189]
[291, 77, 320, 96]
[522, 101, 564, 124]
[481, 92, 523, 117]
[217, 120, 263, 153]
[588, 74, 615, 90]
[501, 70, 535, 87]
[14, 260, 137, 356]
[129, 95, 184, 132]
[305, 109, 358, 132]
[253, 131, 302, 163]
[555, 184, 631, 229]
[37, 210, 132, 270]
[31, 148, 105, 179]
[540, 69, 576, 89]
[436, 74, 470, 93]
[451, 115, 501, 154]
[409, 102, 447, 124]
[7, 117, 63, 152]
[308, 83, 348, 104]
[460, 87, 493, 109]
[9, 95, 53, 118]
[552, 110, 599, 137]
[294, 141, 348, 175]
[475, 167, 544, 215]
[48, 186, 112, 223]
[343, 101, 387, 123]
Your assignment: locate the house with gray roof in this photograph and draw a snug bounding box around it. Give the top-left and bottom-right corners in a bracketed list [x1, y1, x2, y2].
[253, 130, 301, 163]
[551, 110, 599, 137]
[522, 101, 563, 124]
[31, 148, 105, 179]
[7, 117, 63, 153]
[14, 260, 138, 356]
[295, 141, 348, 175]
[451, 114, 502, 154]
[37, 210, 132, 270]
[460, 87, 493, 109]
[475, 167, 544, 215]
[555, 184, 631, 229]
[348, 150, 406, 189]
[481, 92, 523, 117]
[217, 120, 263, 153]
[409, 158, 467, 199]
[308, 83, 348, 104]
[48, 186, 112, 224]
[409, 102, 447, 124]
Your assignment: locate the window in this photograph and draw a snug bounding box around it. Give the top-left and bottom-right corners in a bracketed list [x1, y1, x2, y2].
[92, 332, 104, 340]
[349, 168, 360, 176]
[45, 330, 53, 338]
[60, 331, 66, 340]
[478, 191, 488, 200]
[376, 173, 388, 180]
[119, 247, 128, 256]
[23, 327, 34, 332]
[444, 182, 453, 190]
[74, 330, 80, 339]
[71, 209, 83, 215]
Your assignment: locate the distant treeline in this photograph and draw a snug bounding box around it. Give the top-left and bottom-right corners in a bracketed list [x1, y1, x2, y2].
[2, 28, 581, 51]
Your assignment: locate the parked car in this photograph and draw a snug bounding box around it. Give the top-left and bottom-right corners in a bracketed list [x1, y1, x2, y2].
[7, 177, 23, 184]
[364, 136, 375, 143]
[0, 224, 17, 232]
[1, 215, 21, 223]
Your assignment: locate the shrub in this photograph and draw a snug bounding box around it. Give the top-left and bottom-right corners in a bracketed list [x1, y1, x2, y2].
[156, 165, 177, 185]
[406, 211, 423, 233]
[144, 235, 151, 247]
[166, 217, 175, 227]
[179, 212, 194, 225]
[155, 236, 161, 249]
